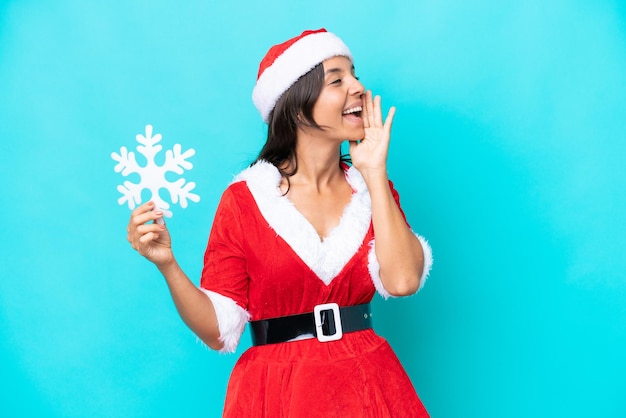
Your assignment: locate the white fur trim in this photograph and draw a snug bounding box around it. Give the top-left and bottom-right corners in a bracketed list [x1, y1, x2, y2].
[367, 239, 392, 299]
[418, 234, 434, 284]
[252, 31, 352, 122]
[233, 161, 371, 285]
[198, 288, 251, 353]
[368, 233, 433, 299]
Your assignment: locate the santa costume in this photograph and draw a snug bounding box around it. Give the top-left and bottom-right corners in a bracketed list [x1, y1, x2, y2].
[199, 29, 433, 417]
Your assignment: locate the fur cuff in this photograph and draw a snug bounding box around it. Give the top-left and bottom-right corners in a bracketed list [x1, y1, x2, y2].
[368, 233, 433, 299]
[198, 288, 251, 353]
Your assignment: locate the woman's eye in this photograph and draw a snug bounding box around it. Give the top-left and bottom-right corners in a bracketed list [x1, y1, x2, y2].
[331, 79, 341, 85]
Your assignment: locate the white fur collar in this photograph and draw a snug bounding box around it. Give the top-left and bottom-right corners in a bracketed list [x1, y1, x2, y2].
[233, 160, 372, 285]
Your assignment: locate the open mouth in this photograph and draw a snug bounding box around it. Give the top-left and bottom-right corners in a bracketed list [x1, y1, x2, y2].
[342, 106, 362, 118]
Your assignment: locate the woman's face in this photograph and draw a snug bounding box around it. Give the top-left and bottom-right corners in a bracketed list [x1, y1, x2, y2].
[311, 56, 365, 142]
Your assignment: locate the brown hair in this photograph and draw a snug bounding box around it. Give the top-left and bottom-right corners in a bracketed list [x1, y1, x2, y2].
[253, 62, 325, 179]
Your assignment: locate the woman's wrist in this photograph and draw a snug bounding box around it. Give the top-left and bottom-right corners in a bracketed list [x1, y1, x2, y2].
[156, 256, 180, 276]
[358, 166, 389, 188]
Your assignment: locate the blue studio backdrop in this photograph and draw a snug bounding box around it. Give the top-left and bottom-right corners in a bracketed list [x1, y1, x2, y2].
[1, 1, 625, 417]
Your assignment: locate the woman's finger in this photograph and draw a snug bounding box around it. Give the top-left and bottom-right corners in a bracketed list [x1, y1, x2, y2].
[130, 201, 155, 217]
[373, 95, 382, 127]
[135, 222, 164, 236]
[130, 212, 153, 230]
[130, 205, 162, 230]
[139, 231, 160, 245]
[364, 90, 374, 128]
[384, 106, 396, 133]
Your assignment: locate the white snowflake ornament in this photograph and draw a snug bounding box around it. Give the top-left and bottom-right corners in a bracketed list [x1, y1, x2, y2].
[112, 124, 200, 218]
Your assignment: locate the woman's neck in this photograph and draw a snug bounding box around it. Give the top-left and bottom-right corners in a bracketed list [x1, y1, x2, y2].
[282, 136, 345, 191]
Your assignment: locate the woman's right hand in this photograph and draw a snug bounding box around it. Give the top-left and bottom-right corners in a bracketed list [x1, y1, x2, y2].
[126, 201, 174, 267]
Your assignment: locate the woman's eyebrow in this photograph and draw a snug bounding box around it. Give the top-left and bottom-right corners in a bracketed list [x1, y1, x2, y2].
[324, 65, 355, 76]
[324, 67, 343, 76]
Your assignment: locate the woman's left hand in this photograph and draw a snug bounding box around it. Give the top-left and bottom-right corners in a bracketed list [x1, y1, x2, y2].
[349, 90, 396, 174]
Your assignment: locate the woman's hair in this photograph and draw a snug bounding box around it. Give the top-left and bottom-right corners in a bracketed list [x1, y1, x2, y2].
[253, 61, 351, 191]
[253, 62, 325, 178]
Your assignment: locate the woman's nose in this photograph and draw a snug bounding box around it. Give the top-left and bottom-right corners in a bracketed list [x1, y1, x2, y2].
[350, 76, 364, 96]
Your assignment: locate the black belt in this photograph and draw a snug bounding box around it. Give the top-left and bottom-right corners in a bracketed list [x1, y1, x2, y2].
[250, 303, 372, 345]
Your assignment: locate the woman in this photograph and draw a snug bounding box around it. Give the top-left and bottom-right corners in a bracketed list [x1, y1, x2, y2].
[127, 28, 433, 417]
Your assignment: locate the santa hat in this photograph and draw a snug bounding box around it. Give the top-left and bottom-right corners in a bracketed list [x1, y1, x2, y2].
[252, 28, 352, 123]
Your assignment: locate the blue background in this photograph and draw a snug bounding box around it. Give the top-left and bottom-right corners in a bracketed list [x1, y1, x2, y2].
[1, 1, 625, 416]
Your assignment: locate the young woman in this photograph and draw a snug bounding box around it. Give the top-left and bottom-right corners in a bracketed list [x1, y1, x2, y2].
[127, 28, 433, 417]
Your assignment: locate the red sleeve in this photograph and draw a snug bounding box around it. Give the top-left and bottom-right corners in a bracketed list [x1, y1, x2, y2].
[389, 179, 411, 228]
[200, 185, 249, 310]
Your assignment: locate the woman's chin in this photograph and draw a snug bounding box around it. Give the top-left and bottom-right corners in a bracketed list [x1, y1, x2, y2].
[345, 130, 365, 142]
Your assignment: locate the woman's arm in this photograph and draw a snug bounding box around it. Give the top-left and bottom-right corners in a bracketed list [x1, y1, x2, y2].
[127, 201, 224, 350]
[360, 171, 425, 296]
[350, 91, 426, 296]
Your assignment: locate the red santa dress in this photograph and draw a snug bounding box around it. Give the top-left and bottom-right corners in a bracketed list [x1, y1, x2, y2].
[199, 161, 433, 418]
